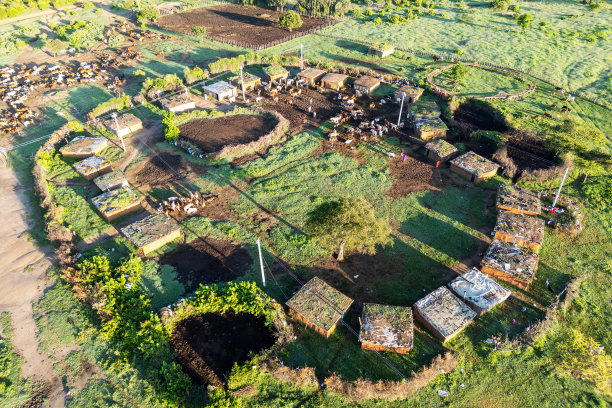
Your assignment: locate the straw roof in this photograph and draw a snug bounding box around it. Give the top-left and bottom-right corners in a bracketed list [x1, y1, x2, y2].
[448, 268, 511, 312]
[497, 184, 541, 215]
[263, 65, 288, 77]
[494, 210, 545, 245]
[414, 286, 476, 340]
[228, 72, 261, 84]
[94, 169, 127, 191]
[482, 239, 539, 282]
[298, 68, 325, 80]
[359, 303, 413, 349]
[396, 85, 423, 97]
[451, 151, 500, 177]
[321, 73, 348, 84]
[415, 117, 448, 132]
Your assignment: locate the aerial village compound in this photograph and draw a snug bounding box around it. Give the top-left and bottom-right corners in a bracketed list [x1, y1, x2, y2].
[0, 0, 610, 407]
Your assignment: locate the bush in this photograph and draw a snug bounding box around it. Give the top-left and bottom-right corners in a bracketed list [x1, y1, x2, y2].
[583, 176, 612, 211]
[82, 1, 94, 9]
[107, 33, 124, 47]
[183, 66, 209, 84]
[190, 25, 206, 37]
[373, 16, 382, 24]
[491, 0, 509, 11]
[509, 4, 519, 12]
[136, 6, 159, 24]
[351, 8, 363, 18]
[53, 20, 104, 49]
[453, 48, 464, 55]
[278, 10, 303, 31]
[365, 8, 373, 16]
[133, 69, 145, 77]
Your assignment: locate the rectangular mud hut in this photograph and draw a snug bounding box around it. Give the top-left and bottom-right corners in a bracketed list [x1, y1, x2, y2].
[414, 117, 449, 140]
[73, 155, 111, 180]
[481, 239, 540, 289]
[494, 210, 545, 252]
[353, 76, 381, 94]
[424, 139, 459, 163]
[228, 73, 261, 91]
[103, 113, 142, 138]
[297, 68, 325, 85]
[161, 94, 195, 113]
[263, 65, 289, 83]
[91, 185, 142, 221]
[395, 85, 423, 104]
[448, 268, 511, 315]
[368, 43, 395, 57]
[120, 213, 181, 255]
[450, 151, 500, 182]
[286, 277, 353, 338]
[203, 81, 237, 101]
[359, 303, 414, 354]
[409, 101, 441, 119]
[413, 286, 476, 343]
[59, 136, 108, 158]
[94, 169, 128, 192]
[321, 73, 349, 90]
[496, 184, 542, 216]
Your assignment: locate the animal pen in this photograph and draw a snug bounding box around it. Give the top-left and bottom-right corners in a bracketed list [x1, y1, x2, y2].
[481, 239, 540, 289]
[494, 210, 545, 252]
[448, 268, 511, 315]
[59, 136, 108, 158]
[496, 184, 541, 216]
[91, 185, 142, 221]
[450, 151, 500, 182]
[413, 286, 476, 343]
[120, 213, 181, 255]
[286, 277, 353, 338]
[73, 155, 112, 180]
[359, 303, 413, 354]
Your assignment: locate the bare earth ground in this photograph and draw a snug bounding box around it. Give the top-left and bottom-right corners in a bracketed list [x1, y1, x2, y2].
[0, 167, 64, 407]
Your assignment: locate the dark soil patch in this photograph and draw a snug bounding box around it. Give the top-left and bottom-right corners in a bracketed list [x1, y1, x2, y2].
[171, 312, 276, 387]
[159, 238, 252, 291]
[156, 4, 333, 48]
[386, 154, 434, 197]
[179, 114, 277, 153]
[453, 100, 508, 132]
[506, 131, 558, 170]
[131, 152, 205, 187]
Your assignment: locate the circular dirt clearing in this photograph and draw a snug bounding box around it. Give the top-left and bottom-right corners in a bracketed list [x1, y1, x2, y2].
[179, 114, 277, 153]
[171, 312, 276, 386]
[159, 238, 252, 291]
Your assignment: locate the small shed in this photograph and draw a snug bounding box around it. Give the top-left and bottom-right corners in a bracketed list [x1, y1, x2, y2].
[414, 117, 448, 140]
[120, 213, 181, 255]
[493, 210, 545, 252]
[228, 72, 261, 91]
[91, 185, 142, 221]
[448, 268, 511, 315]
[368, 43, 395, 58]
[160, 94, 195, 113]
[413, 286, 476, 343]
[321, 73, 348, 90]
[395, 85, 423, 104]
[481, 239, 539, 290]
[59, 136, 108, 158]
[353, 76, 380, 94]
[297, 68, 325, 85]
[286, 277, 353, 338]
[359, 303, 413, 354]
[450, 151, 500, 182]
[73, 155, 111, 180]
[203, 81, 237, 101]
[497, 184, 541, 216]
[409, 101, 441, 119]
[103, 113, 143, 138]
[424, 139, 458, 162]
[94, 169, 128, 192]
[263, 65, 289, 83]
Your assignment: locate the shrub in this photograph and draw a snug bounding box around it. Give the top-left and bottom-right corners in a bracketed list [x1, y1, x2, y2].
[365, 8, 373, 16]
[491, 0, 509, 11]
[183, 66, 209, 84]
[278, 10, 303, 31]
[190, 25, 206, 37]
[509, 4, 519, 12]
[136, 6, 159, 24]
[351, 8, 363, 17]
[388, 13, 400, 23]
[373, 16, 382, 24]
[582, 176, 612, 211]
[82, 1, 94, 9]
[107, 33, 124, 47]
[133, 69, 145, 77]
[453, 48, 464, 54]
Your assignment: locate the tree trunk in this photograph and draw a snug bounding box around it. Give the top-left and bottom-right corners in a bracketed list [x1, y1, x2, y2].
[336, 240, 345, 261]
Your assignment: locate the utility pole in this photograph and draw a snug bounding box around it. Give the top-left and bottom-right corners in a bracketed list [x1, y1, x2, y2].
[136, 0, 141, 10]
[111, 112, 126, 152]
[300, 43, 303, 70]
[551, 167, 570, 211]
[256, 239, 266, 287]
[397, 92, 406, 127]
[239, 65, 246, 101]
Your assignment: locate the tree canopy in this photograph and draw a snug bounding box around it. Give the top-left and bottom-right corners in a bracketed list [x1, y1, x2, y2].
[278, 10, 303, 31]
[516, 13, 533, 30]
[306, 197, 392, 261]
[450, 63, 468, 83]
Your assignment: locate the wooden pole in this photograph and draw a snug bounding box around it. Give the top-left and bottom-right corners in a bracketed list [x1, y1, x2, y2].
[397, 92, 406, 127]
[257, 239, 266, 287]
[239, 65, 246, 101]
[551, 167, 569, 211]
[111, 112, 126, 152]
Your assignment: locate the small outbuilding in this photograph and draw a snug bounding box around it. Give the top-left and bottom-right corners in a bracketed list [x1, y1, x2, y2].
[409, 101, 441, 119]
[94, 169, 128, 192]
[368, 43, 395, 58]
[450, 151, 500, 182]
[448, 268, 511, 315]
[120, 212, 181, 255]
[228, 72, 261, 91]
[481, 239, 539, 290]
[91, 185, 142, 221]
[73, 155, 111, 180]
[359, 303, 413, 354]
[497, 184, 541, 216]
[203, 81, 237, 101]
[160, 94, 195, 113]
[59, 136, 108, 158]
[353, 76, 381, 94]
[286, 277, 353, 338]
[414, 117, 448, 140]
[103, 113, 143, 138]
[297, 68, 325, 85]
[424, 139, 458, 162]
[321, 73, 349, 90]
[395, 85, 423, 104]
[493, 210, 545, 252]
[413, 286, 476, 343]
[263, 65, 289, 83]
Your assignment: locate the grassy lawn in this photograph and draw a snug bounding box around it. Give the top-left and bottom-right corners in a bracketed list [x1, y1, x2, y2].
[0, 313, 31, 408]
[432, 65, 530, 97]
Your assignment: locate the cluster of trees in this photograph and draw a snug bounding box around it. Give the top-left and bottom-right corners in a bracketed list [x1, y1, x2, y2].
[208, 52, 299, 74]
[162, 111, 180, 142]
[0, 26, 41, 56]
[354, 0, 440, 25]
[51, 20, 104, 49]
[295, 0, 351, 16]
[142, 73, 183, 94]
[89, 94, 131, 118]
[183, 66, 209, 84]
[136, 5, 159, 24]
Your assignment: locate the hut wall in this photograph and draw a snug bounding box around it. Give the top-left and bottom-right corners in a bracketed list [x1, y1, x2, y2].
[360, 341, 412, 355]
[288, 308, 336, 338]
[417, 128, 447, 140]
[493, 231, 541, 252]
[413, 308, 449, 343]
[481, 265, 530, 290]
[100, 201, 142, 221]
[496, 204, 539, 217]
[141, 229, 182, 256]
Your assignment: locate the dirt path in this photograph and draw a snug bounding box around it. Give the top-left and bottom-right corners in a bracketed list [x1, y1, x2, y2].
[0, 167, 65, 407]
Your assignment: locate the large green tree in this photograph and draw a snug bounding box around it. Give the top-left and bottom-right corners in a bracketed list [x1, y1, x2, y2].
[278, 10, 303, 31]
[450, 62, 468, 83]
[306, 197, 392, 261]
